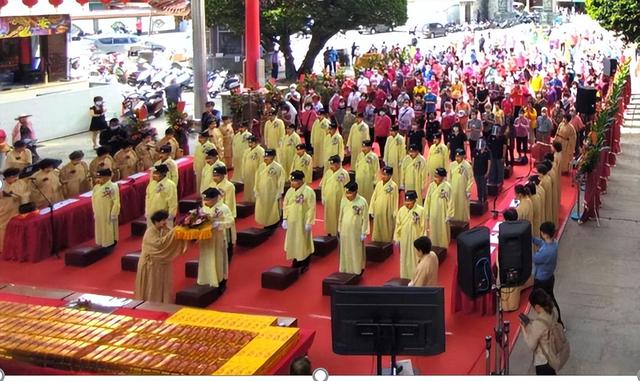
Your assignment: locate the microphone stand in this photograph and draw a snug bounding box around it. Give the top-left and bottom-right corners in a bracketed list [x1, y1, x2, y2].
[29, 178, 59, 259]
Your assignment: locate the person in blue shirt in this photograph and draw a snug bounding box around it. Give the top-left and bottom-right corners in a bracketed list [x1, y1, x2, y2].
[423, 90, 438, 117]
[532, 221, 564, 328]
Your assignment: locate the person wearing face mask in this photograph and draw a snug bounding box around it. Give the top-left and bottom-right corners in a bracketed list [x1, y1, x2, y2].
[338, 182, 369, 275]
[254, 149, 285, 230]
[374, 109, 391, 158]
[60, 150, 92, 198]
[447, 124, 467, 162]
[99, 118, 127, 155]
[311, 109, 331, 168]
[282, 170, 316, 272]
[91, 168, 120, 248]
[299, 103, 317, 148]
[393, 190, 426, 279]
[341, 107, 356, 141]
[424, 167, 453, 249]
[384, 93, 397, 124]
[285, 84, 301, 110]
[334, 98, 348, 130]
[89, 96, 108, 149]
[145, 164, 178, 226]
[425, 132, 449, 186]
[400, 144, 427, 204]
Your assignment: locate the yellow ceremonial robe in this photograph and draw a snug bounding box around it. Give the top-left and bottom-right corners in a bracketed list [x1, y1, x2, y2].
[90, 155, 117, 182]
[535, 183, 547, 229]
[208, 128, 224, 157]
[552, 152, 562, 223]
[410, 252, 439, 287]
[194, 141, 216, 193]
[338, 195, 369, 274]
[320, 167, 350, 235]
[221, 123, 235, 167]
[214, 178, 237, 246]
[282, 132, 302, 176]
[5, 149, 32, 171]
[291, 153, 313, 185]
[135, 225, 186, 303]
[197, 201, 234, 287]
[283, 185, 316, 261]
[323, 132, 345, 169]
[557, 122, 576, 173]
[0, 179, 30, 249]
[346, 121, 370, 168]
[135, 141, 156, 171]
[426, 142, 450, 184]
[516, 197, 534, 238]
[254, 161, 285, 226]
[530, 193, 543, 238]
[424, 181, 454, 248]
[157, 136, 179, 159]
[264, 117, 286, 153]
[400, 154, 427, 204]
[540, 175, 554, 224]
[355, 151, 380, 203]
[199, 159, 226, 194]
[383, 134, 406, 184]
[311, 118, 330, 167]
[153, 158, 178, 186]
[231, 130, 252, 181]
[369, 179, 398, 242]
[449, 160, 473, 222]
[59, 161, 91, 198]
[115, 148, 141, 179]
[91, 180, 120, 247]
[31, 170, 64, 208]
[394, 204, 426, 279]
[145, 177, 178, 218]
[242, 145, 265, 202]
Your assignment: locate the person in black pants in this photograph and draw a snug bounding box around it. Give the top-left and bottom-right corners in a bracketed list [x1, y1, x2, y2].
[447, 123, 467, 162]
[532, 222, 564, 328]
[473, 139, 491, 203]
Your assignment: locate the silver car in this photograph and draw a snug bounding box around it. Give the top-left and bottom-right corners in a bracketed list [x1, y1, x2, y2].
[86, 34, 141, 54]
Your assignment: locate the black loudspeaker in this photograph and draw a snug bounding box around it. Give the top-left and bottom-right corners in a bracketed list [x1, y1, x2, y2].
[498, 221, 532, 287]
[575, 85, 597, 115]
[457, 227, 492, 299]
[603, 58, 618, 77]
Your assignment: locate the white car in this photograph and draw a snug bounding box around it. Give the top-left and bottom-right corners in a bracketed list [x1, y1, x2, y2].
[86, 34, 142, 54]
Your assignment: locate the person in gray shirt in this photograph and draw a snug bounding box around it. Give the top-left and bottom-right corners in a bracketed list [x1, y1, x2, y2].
[468, 109, 483, 158]
[536, 107, 553, 143]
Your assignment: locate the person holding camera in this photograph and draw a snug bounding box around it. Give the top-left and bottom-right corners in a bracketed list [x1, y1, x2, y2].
[532, 221, 564, 329]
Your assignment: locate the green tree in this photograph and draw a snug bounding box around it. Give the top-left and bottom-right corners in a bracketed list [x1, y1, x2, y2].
[586, 0, 640, 43]
[204, 0, 408, 78]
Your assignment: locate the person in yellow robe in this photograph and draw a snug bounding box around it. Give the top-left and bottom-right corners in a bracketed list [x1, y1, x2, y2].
[145, 164, 178, 225]
[135, 132, 156, 171]
[157, 128, 180, 159]
[346, 113, 370, 168]
[514, 184, 534, 228]
[369, 166, 398, 243]
[400, 144, 428, 204]
[525, 182, 543, 240]
[281, 124, 302, 176]
[220, 116, 235, 168]
[543, 155, 559, 224]
[135, 210, 187, 303]
[549, 146, 562, 222]
[90, 146, 117, 183]
[291, 144, 313, 185]
[264, 111, 286, 154]
[5, 140, 32, 171]
[231, 122, 252, 182]
[383, 126, 405, 185]
[311, 110, 330, 168]
[282, 170, 316, 272]
[114, 141, 141, 179]
[394, 191, 426, 279]
[31, 159, 65, 208]
[153, 144, 179, 186]
[338, 182, 369, 275]
[212, 166, 237, 262]
[199, 148, 226, 193]
[355, 140, 380, 203]
[241, 136, 265, 202]
[208, 122, 224, 158]
[194, 131, 216, 193]
[529, 175, 546, 231]
[424, 167, 454, 249]
[320, 155, 350, 236]
[425, 132, 450, 185]
[537, 163, 554, 225]
[0, 168, 30, 249]
[449, 148, 473, 222]
[254, 149, 285, 228]
[59, 150, 91, 198]
[323, 124, 344, 170]
[409, 236, 439, 287]
[91, 168, 120, 248]
[196, 187, 235, 291]
[556, 114, 577, 174]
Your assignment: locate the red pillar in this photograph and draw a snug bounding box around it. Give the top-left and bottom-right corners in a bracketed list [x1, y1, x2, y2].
[19, 37, 32, 67]
[244, 0, 260, 89]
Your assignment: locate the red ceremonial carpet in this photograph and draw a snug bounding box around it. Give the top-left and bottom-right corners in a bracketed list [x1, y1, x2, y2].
[0, 156, 576, 375]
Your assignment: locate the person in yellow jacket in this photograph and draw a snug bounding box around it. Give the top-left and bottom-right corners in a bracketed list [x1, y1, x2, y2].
[91, 168, 120, 248]
[537, 163, 555, 225]
[355, 140, 380, 203]
[291, 144, 313, 185]
[145, 164, 178, 226]
[311, 109, 330, 168]
[231, 122, 252, 182]
[369, 166, 398, 243]
[0, 168, 30, 250]
[320, 155, 350, 236]
[212, 166, 237, 262]
[114, 141, 141, 179]
[425, 132, 450, 185]
[338, 182, 369, 275]
[449, 148, 473, 222]
[394, 190, 426, 279]
[199, 148, 226, 193]
[400, 144, 427, 204]
[194, 131, 216, 192]
[90, 146, 117, 183]
[59, 150, 91, 198]
[153, 144, 178, 186]
[31, 159, 65, 208]
[424, 167, 454, 249]
[282, 170, 316, 272]
[323, 123, 344, 170]
[263, 111, 285, 154]
[5, 140, 32, 171]
[135, 132, 156, 171]
[241, 135, 265, 202]
[383, 126, 405, 185]
[346, 113, 370, 168]
[254, 149, 285, 229]
[281, 124, 301, 176]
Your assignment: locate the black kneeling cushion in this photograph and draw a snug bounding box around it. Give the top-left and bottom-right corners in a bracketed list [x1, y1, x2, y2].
[470, 199, 488, 216]
[185, 260, 198, 278]
[433, 246, 447, 264]
[65, 246, 108, 267]
[179, 198, 201, 214]
[449, 220, 470, 239]
[231, 181, 244, 193]
[121, 252, 140, 272]
[314, 188, 322, 201]
[312, 167, 323, 181]
[384, 277, 410, 287]
[366, 241, 393, 262]
[322, 272, 361, 295]
[236, 202, 255, 219]
[313, 236, 338, 257]
[131, 218, 147, 237]
[261, 266, 299, 290]
[488, 183, 503, 196]
[237, 227, 272, 247]
[175, 284, 220, 307]
[504, 165, 513, 180]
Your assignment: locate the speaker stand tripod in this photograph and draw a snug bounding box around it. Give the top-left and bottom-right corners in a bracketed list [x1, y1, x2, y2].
[485, 285, 511, 375]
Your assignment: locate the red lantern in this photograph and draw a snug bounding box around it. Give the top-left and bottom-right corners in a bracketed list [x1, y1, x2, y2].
[49, 0, 63, 7]
[22, 0, 38, 7]
[76, 0, 90, 5]
[0, 0, 8, 9]
[101, 0, 111, 4]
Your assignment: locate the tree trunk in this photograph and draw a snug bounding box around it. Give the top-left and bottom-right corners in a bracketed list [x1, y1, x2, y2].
[297, 31, 333, 75]
[279, 33, 298, 80]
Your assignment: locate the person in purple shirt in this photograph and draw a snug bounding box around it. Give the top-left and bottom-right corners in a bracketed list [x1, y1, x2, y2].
[532, 221, 564, 328]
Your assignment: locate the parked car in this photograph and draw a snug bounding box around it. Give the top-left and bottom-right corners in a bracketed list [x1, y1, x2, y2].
[129, 40, 167, 55]
[86, 34, 142, 54]
[357, 23, 395, 34]
[422, 23, 447, 38]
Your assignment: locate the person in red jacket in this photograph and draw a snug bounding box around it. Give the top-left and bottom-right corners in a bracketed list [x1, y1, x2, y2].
[440, 102, 457, 145]
[374, 109, 392, 157]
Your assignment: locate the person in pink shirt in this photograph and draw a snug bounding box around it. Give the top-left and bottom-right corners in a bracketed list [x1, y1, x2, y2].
[12, 114, 36, 144]
[374, 109, 392, 157]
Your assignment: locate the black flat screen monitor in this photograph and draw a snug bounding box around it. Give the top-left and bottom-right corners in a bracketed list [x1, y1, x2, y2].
[331, 286, 445, 356]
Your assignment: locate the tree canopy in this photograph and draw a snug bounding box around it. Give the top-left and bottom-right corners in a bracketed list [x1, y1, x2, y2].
[586, 0, 640, 43]
[204, 0, 408, 77]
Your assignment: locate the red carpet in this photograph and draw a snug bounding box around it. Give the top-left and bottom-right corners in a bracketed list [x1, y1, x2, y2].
[0, 157, 577, 375]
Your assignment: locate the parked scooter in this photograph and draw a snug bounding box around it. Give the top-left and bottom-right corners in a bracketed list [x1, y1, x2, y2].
[122, 87, 165, 121]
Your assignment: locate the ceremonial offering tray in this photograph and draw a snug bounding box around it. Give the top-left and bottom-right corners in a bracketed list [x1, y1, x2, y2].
[174, 209, 213, 241]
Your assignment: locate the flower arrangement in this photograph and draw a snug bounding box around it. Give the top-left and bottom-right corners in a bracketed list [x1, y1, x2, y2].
[181, 208, 211, 228]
